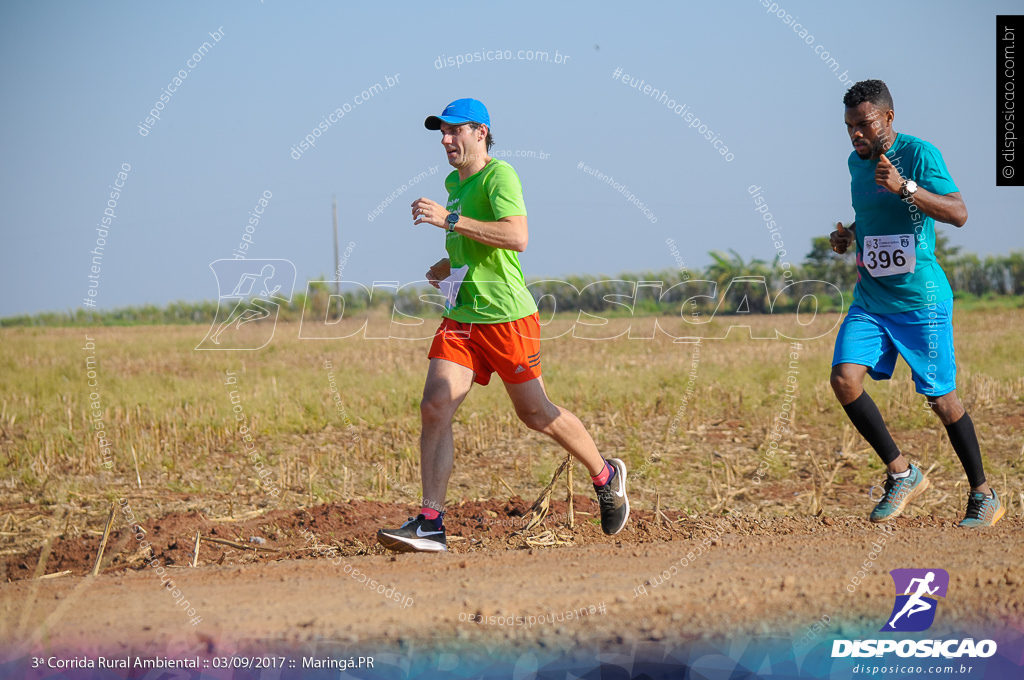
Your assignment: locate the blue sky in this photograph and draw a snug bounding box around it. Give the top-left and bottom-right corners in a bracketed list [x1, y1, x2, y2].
[1, 0, 1020, 317]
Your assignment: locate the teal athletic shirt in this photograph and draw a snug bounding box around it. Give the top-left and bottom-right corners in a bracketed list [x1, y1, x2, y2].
[848, 132, 958, 314]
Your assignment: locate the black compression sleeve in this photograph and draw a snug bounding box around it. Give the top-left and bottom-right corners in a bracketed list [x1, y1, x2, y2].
[842, 391, 900, 465]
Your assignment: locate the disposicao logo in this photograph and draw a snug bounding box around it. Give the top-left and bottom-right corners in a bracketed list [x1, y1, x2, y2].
[882, 568, 949, 632]
[831, 567, 998, 659]
[196, 259, 296, 351]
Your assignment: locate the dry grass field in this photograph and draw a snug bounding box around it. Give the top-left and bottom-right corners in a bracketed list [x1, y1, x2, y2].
[1, 308, 1022, 566]
[1, 309, 1023, 662]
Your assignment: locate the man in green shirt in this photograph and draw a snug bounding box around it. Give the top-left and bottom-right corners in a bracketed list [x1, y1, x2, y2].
[376, 99, 629, 552]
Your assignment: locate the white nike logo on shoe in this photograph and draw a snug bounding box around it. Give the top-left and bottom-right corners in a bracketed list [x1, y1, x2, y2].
[597, 474, 625, 498]
[416, 526, 444, 537]
[605, 461, 626, 498]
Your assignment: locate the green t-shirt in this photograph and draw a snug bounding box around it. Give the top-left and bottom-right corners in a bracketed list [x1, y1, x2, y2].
[442, 158, 538, 324]
[848, 132, 957, 314]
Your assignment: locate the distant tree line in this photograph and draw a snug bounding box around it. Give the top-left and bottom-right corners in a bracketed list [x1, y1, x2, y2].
[4, 234, 1021, 327]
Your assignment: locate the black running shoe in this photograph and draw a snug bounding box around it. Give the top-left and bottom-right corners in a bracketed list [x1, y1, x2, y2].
[594, 458, 629, 535]
[376, 514, 447, 553]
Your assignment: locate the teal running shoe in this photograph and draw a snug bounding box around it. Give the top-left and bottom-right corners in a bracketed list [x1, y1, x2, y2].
[959, 489, 1005, 528]
[870, 464, 930, 523]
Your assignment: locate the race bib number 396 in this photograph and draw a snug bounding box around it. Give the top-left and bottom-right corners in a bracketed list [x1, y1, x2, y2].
[863, 234, 916, 277]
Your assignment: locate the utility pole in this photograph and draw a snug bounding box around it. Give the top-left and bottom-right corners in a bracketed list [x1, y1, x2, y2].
[332, 195, 340, 296]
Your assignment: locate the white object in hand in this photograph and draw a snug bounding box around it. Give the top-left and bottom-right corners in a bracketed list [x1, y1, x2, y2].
[439, 265, 469, 311]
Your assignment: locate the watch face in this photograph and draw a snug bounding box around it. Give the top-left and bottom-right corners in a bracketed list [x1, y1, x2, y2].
[447, 213, 458, 224]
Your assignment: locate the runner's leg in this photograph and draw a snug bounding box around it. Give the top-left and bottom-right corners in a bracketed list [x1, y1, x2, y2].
[503, 376, 604, 476]
[928, 391, 991, 495]
[420, 358, 476, 511]
[831, 362, 909, 474]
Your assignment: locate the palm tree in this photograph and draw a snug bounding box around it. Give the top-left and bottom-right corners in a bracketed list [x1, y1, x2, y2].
[706, 250, 771, 314]
[802, 234, 857, 291]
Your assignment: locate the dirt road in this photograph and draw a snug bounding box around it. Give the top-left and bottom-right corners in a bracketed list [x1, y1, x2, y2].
[3, 511, 1022, 671]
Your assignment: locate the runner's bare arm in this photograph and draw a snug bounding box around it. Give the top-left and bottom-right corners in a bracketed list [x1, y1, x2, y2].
[875, 155, 968, 227]
[905, 189, 967, 227]
[448, 215, 528, 252]
[411, 197, 528, 252]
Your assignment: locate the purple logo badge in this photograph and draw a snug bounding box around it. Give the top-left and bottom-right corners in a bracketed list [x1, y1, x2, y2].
[882, 568, 949, 632]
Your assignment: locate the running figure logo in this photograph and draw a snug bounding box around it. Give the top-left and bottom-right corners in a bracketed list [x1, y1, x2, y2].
[881, 568, 949, 632]
[196, 259, 296, 351]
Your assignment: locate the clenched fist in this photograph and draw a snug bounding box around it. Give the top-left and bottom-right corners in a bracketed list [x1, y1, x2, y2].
[425, 258, 451, 289]
[875, 154, 904, 194]
[830, 222, 854, 254]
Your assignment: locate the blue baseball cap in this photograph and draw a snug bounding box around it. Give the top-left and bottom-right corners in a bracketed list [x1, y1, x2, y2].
[424, 98, 490, 130]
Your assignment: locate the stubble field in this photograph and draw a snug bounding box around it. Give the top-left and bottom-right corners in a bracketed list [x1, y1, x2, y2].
[1, 308, 1022, 662]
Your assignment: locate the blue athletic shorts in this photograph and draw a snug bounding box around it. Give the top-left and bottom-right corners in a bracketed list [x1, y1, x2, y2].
[832, 300, 956, 397]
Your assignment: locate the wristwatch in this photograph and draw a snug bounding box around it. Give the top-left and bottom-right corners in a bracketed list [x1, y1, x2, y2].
[900, 180, 918, 198]
[446, 213, 459, 232]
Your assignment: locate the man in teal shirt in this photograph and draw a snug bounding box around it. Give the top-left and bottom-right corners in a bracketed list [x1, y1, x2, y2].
[830, 80, 1002, 528]
[377, 99, 629, 552]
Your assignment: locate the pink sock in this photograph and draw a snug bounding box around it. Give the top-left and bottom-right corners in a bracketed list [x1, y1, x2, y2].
[420, 507, 440, 521]
[591, 462, 612, 486]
